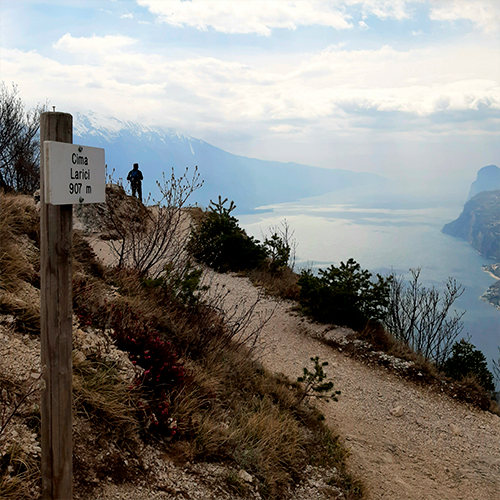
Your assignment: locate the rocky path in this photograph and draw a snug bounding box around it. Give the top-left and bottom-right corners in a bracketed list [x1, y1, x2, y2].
[209, 272, 500, 500]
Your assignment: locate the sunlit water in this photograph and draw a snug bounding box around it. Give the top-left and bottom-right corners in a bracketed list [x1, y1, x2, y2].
[238, 187, 500, 372]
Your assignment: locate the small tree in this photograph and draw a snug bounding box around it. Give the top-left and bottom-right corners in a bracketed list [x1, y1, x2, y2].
[493, 348, 500, 385]
[443, 339, 495, 393]
[298, 258, 391, 330]
[386, 268, 465, 368]
[188, 196, 268, 272]
[297, 356, 340, 404]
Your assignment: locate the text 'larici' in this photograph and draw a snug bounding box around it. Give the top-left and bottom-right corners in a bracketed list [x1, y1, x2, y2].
[70, 167, 91, 180]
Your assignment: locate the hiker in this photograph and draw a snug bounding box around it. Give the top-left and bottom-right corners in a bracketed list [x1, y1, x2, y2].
[127, 162, 143, 202]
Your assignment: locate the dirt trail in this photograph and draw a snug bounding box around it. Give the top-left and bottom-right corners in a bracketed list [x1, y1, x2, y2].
[208, 271, 500, 500]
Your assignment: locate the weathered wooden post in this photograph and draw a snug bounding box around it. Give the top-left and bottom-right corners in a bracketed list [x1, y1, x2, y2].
[40, 111, 105, 498]
[40, 112, 74, 499]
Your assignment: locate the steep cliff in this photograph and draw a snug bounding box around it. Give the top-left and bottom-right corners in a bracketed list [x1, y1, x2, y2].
[468, 164, 500, 200]
[442, 190, 500, 261]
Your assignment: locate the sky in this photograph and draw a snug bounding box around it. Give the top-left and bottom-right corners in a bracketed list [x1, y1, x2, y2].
[1, 0, 499, 192]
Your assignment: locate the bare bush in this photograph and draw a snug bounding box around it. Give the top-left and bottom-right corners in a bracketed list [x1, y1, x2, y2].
[493, 348, 500, 400]
[494, 349, 500, 380]
[0, 82, 44, 193]
[200, 273, 277, 353]
[100, 166, 202, 278]
[0, 374, 42, 441]
[385, 268, 465, 367]
[158, 269, 277, 359]
[262, 219, 297, 272]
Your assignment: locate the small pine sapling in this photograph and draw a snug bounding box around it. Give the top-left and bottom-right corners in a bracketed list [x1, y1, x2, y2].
[297, 356, 341, 404]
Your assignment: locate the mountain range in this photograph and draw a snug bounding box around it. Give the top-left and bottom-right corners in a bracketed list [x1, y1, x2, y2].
[73, 111, 384, 213]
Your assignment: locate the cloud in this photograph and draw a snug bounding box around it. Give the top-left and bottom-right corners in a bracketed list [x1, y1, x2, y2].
[120, 13, 134, 19]
[350, 0, 410, 21]
[269, 124, 305, 134]
[358, 20, 369, 30]
[429, 0, 500, 33]
[135, 0, 421, 36]
[53, 33, 137, 54]
[136, 0, 500, 34]
[3, 33, 498, 147]
[136, 0, 354, 35]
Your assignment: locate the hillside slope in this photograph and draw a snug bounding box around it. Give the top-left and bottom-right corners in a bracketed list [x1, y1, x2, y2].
[208, 273, 500, 500]
[0, 192, 360, 500]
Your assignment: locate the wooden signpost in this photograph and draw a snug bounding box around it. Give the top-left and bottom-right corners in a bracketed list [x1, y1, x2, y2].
[40, 112, 105, 499]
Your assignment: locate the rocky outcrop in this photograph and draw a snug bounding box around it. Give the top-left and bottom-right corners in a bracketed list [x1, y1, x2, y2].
[483, 263, 500, 279]
[468, 164, 500, 200]
[481, 280, 500, 311]
[442, 190, 500, 261]
[481, 264, 500, 310]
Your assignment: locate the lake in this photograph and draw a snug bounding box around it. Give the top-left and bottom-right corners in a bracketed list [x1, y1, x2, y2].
[238, 182, 500, 371]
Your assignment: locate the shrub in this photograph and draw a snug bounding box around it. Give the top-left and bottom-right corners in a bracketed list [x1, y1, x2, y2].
[298, 258, 391, 330]
[189, 196, 268, 272]
[443, 339, 495, 393]
[111, 306, 187, 435]
[386, 268, 465, 368]
[161, 260, 207, 306]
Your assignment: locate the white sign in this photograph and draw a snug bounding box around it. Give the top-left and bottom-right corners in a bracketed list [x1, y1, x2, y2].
[44, 141, 105, 205]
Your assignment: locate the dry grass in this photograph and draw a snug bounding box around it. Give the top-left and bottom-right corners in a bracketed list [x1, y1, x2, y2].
[248, 266, 300, 301]
[0, 292, 40, 334]
[73, 267, 360, 498]
[0, 194, 39, 293]
[166, 346, 360, 499]
[0, 443, 39, 500]
[72, 356, 140, 443]
[0, 193, 38, 240]
[0, 193, 41, 337]
[229, 396, 304, 496]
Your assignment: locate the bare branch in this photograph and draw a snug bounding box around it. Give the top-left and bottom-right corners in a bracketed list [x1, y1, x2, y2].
[385, 268, 465, 367]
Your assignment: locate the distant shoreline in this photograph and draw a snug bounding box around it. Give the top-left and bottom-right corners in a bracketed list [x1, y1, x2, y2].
[481, 264, 500, 311]
[484, 270, 500, 281]
[482, 263, 500, 279]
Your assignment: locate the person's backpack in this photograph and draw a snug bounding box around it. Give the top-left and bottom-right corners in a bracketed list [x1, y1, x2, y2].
[129, 170, 141, 181]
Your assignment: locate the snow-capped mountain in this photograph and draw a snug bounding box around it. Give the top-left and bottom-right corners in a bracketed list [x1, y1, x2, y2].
[74, 111, 384, 213]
